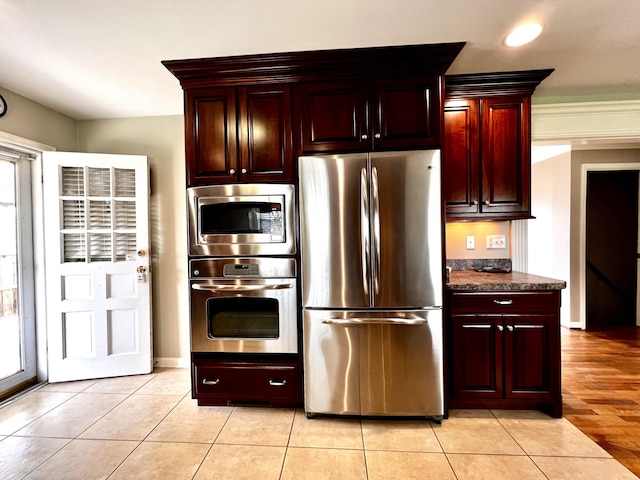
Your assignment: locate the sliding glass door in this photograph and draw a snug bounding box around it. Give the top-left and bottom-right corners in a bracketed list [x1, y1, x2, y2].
[0, 155, 36, 398]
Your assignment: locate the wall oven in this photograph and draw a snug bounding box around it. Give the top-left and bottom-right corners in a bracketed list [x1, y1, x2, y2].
[190, 257, 297, 354]
[187, 184, 296, 257]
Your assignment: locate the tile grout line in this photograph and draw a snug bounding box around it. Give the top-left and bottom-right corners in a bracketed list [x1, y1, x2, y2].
[191, 405, 236, 480]
[278, 408, 298, 480]
[488, 409, 551, 480]
[431, 418, 461, 479]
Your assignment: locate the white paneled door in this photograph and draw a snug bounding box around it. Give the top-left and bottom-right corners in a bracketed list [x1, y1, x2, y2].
[43, 152, 152, 382]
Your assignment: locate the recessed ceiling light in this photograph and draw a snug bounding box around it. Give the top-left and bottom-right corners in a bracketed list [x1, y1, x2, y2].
[504, 23, 543, 47]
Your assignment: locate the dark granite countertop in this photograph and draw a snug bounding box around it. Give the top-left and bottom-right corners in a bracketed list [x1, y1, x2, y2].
[447, 270, 567, 291]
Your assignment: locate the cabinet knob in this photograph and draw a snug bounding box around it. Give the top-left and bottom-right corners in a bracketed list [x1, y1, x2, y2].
[496, 324, 504, 332]
[472, 200, 478, 205]
[507, 325, 514, 332]
[374, 133, 381, 139]
[484, 200, 490, 205]
[230, 169, 236, 175]
[361, 134, 368, 140]
[241, 168, 247, 174]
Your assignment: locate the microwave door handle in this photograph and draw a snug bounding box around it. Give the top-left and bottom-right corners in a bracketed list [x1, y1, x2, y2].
[371, 166, 381, 295]
[191, 283, 293, 292]
[360, 167, 370, 297]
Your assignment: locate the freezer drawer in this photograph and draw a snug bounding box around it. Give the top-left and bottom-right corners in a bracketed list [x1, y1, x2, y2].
[303, 309, 444, 417]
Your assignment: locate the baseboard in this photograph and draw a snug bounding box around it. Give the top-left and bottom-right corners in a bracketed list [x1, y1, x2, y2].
[153, 357, 190, 368]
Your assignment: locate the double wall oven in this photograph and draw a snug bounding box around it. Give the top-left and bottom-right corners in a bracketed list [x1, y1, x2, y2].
[187, 184, 298, 355]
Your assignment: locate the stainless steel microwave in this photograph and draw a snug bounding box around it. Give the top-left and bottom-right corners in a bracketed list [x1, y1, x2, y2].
[187, 184, 296, 256]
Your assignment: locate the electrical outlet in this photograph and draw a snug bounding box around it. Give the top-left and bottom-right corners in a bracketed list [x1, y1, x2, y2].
[466, 236, 475, 250]
[486, 234, 506, 249]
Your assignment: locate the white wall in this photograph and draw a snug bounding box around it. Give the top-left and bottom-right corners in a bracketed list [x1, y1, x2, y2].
[77, 116, 189, 366]
[528, 150, 572, 326]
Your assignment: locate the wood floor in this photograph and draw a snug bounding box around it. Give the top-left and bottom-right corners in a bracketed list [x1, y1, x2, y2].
[561, 325, 640, 477]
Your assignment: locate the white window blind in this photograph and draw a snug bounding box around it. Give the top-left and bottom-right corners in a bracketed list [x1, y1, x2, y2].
[60, 166, 137, 263]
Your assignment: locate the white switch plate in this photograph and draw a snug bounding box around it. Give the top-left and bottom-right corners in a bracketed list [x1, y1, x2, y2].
[486, 234, 506, 249]
[466, 236, 475, 250]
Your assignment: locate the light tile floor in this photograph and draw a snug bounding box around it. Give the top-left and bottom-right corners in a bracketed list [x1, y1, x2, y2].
[0, 368, 637, 480]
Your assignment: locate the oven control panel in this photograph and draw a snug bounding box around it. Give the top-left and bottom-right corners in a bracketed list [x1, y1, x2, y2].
[223, 263, 260, 276]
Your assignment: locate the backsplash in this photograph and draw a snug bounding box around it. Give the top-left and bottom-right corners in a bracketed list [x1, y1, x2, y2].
[446, 258, 513, 271]
[445, 221, 511, 259]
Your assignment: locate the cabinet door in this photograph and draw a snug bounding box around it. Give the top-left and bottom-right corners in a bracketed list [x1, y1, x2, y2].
[443, 99, 479, 215]
[480, 95, 531, 216]
[503, 314, 559, 400]
[450, 314, 503, 399]
[185, 87, 237, 185]
[295, 81, 369, 153]
[238, 85, 293, 182]
[373, 78, 441, 150]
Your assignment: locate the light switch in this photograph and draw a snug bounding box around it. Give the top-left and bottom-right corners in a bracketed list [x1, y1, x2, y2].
[466, 236, 475, 250]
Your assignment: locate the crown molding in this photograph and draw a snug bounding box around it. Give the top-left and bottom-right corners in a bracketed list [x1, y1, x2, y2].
[532, 100, 640, 142]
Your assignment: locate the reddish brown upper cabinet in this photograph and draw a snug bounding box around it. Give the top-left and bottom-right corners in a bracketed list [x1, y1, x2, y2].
[164, 43, 465, 184]
[443, 70, 553, 220]
[296, 77, 441, 153]
[447, 290, 562, 417]
[184, 85, 293, 185]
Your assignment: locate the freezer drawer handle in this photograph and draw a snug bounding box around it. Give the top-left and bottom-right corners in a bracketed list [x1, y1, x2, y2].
[202, 378, 220, 386]
[192, 283, 292, 292]
[269, 379, 287, 387]
[321, 317, 426, 326]
[493, 299, 513, 305]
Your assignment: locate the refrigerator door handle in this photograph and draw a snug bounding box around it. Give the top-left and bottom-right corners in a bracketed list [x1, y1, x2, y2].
[360, 167, 370, 297]
[321, 317, 427, 326]
[371, 165, 381, 295]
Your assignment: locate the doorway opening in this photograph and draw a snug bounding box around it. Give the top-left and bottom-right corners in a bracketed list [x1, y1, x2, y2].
[578, 163, 640, 329]
[586, 171, 638, 328]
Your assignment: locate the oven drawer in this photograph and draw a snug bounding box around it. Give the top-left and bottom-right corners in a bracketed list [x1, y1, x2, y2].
[193, 360, 300, 406]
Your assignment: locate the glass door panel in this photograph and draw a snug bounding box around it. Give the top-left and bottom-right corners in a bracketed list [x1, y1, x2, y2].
[0, 156, 35, 397]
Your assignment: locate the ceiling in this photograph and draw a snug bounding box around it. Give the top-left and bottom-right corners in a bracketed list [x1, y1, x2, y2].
[1, 0, 639, 120]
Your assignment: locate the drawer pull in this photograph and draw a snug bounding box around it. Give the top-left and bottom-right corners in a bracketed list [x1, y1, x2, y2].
[493, 299, 513, 305]
[202, 378, 220, 386]
[269, 379, 287, 387]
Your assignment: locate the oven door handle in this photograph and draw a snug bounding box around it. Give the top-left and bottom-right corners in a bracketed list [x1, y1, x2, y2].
[321, 317, 426, 326]
[192, 283, 293, 292]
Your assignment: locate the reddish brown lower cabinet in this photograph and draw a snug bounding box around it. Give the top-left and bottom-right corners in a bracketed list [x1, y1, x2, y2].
[191, 355, 302, 407]
[447, 290, 562, 417]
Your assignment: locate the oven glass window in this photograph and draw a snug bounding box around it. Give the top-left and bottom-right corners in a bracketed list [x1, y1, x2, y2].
[200, 202, 282, 235]
[207, 297, 279, 338]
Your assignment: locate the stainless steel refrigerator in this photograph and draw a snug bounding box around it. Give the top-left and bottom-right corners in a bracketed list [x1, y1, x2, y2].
[299, 150, 444, 419]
